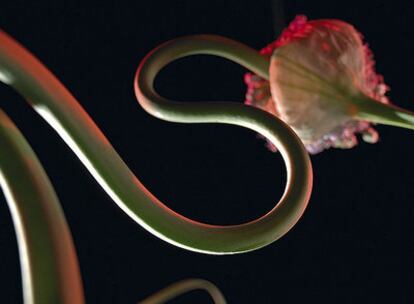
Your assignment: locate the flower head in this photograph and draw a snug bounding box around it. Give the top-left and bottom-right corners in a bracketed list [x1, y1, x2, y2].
[245, 15, 390, 154]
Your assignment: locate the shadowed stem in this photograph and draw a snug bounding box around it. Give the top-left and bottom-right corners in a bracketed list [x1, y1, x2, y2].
[138, 279, 226, 304]
[0, 110, 84, 304]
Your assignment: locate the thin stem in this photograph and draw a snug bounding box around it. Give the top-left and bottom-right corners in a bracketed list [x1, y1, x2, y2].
[0, 110, 84, 304]
[352, 94, 414, 130]
[138, 279, 226, 304]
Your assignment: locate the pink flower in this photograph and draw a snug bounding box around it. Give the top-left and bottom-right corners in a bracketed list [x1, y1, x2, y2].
[245, 15, 389, 154]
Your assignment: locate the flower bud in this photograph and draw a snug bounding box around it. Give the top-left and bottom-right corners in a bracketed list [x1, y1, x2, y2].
[245, 15, 390, 154]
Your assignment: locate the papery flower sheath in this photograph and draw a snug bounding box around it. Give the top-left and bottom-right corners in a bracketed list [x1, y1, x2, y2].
[245, 15, 390, 154]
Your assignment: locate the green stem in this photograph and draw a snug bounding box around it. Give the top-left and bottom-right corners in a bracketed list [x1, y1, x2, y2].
[0, 110, 84, 303]
[134, 35, 313, 254]
[0, 31, 312, 254]
[138, 279, 226, 304]
[352, 94, 414, 130]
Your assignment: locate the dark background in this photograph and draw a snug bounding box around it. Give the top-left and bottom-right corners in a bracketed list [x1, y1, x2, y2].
[0, 1, 413, 303]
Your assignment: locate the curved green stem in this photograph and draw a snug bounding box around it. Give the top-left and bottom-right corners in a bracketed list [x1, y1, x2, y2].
[138, 279, 226, 304]
[133, 35, 313, 253]
[0, 31, 312, 254]
[0, 110, 84, 303]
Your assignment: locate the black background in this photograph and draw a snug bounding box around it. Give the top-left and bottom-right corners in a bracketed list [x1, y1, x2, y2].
[0, 1, 413, 303]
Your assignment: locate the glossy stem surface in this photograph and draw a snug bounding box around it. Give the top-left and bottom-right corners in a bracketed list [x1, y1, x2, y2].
[0, 31, 313, 254]
[0, 30, 312, 256]
[134, 34, 313, 253]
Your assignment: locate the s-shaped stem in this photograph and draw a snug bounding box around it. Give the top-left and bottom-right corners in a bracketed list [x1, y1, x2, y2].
[0, 31, 312, 257]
